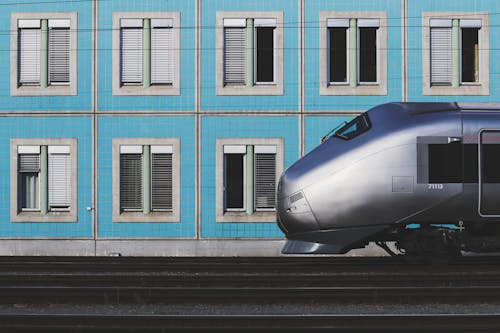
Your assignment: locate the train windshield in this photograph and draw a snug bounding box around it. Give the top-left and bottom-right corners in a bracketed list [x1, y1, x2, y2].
[333, 113, 371, 140]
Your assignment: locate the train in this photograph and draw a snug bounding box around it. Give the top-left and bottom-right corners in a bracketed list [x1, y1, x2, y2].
[276, 102, 500, 257]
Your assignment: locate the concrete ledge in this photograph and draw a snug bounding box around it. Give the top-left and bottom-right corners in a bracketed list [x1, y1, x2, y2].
[0, 240, 95, 256]
[0, 240, 391, 257]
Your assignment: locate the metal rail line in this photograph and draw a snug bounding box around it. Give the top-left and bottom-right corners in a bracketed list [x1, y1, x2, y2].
[2, 313, 500, 332]
[0, 256, 499, 331]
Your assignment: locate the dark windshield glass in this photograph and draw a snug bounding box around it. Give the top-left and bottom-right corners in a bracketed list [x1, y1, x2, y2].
[334, 114, 371, 140]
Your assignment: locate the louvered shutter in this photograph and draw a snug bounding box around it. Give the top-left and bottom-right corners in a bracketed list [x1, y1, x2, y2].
[254, 149, 276, 210]
[48, 20, 70, 84]
[19, 154, 40, 173]
[223, 26, 246, 85]
[19, 26, 41, 85]
[151, 153, 173, 211]
[18, 153, 40, 210]
[120, 153, 143, 211]
[430, 19, 452, 85]
[151, 19, 173, 85]
[120, 19, 143, 84]
[48, 151, 71, 209]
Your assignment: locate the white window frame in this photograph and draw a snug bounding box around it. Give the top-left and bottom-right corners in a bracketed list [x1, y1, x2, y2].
[10, 12, 78, 96]
[112, 12, 180, 96]
[422, 12, 489, 96]
[216, 138, 283, 223]
[319, 11, 387, 96]
[112, 138, 180, 223]
[216, 11, 284, 96]
[10, 138, 78, 223]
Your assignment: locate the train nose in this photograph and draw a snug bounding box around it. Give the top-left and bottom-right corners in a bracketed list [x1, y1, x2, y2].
[276, 173, 319, 235]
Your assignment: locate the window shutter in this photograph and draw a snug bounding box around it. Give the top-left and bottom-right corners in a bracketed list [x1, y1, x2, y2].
[48, 26, 70, 83]
[120, 24, 143, 84]
[151, 153, 173, 211]
[19, 28, 41, 84]
[430, 27, 452, 84]
[48, 153, 70, 208]
[254, 153, 276, 210]
[223, 27, 246, 85]
[18, 154, 40, 172]
[151, 19, 173, 85]
[120, 153, 143, 211]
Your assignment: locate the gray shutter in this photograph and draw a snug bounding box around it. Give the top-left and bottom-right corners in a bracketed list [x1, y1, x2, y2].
[19, 28, 41, 84]
[120, 153, 143, 211]
[430, 27, 452, 84]
[254, 153, 276, 210]
[224, 27, 246, 85]
[151, 19, 173, 85]
[19, 154, 40, 172]
[48, 153, 70, 208]
[120, 24, 143, 84]
[151, 153, 173, 212]
[48, 27, 70, 83]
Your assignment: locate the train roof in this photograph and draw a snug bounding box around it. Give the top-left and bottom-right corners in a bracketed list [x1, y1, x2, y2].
[385, 102, 500, 115]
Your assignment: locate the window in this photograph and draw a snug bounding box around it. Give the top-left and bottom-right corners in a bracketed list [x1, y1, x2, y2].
[334, 113, 371, 140]
[422, 12, 489, 95]
[11, 13, 77, 96]
[10, 139, 77, 222]
[216, 12, 283, 95]
[216, 138, 283, 222]
[112, 12, 180, 96]
[320, 12, 387, 96]
[112, 139, 180, 222]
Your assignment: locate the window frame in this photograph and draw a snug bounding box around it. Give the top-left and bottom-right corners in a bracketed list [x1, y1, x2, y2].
[112, 12, 180, 96]
[216, 11, 284, 96]
[112, 138, 180, 223]
[10, 138, 78, 223]
[422, 12, 489, 96]
[216, 138, 283, 223]
[319, 11, 387, 96]
[10, 12, 77, 96]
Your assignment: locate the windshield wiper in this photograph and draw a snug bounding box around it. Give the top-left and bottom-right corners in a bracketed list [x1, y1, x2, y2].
[321, 121, 347, 143]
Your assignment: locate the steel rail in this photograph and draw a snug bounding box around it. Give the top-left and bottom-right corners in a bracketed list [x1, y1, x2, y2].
[1, 313, 500, 332]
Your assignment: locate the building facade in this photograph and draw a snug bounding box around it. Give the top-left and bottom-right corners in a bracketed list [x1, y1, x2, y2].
[0, 0, 497, 255]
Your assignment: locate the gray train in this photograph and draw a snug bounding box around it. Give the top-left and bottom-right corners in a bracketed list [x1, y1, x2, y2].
[277, 102, 500, 257]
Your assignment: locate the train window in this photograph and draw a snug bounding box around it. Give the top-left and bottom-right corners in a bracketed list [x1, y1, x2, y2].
[428, 143, 479, 183]
[464, 144, 479, 183]
[428, 143, 463, 183]
[334, 114, 371, 140]
[482, 145, 500, 183]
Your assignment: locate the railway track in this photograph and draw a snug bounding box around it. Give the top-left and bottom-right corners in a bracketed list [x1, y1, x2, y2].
[0, 256, 499, 331]
[2, 313, 500, 332]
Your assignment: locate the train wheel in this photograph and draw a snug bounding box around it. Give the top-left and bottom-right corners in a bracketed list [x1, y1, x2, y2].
[396, 228, 462, 264]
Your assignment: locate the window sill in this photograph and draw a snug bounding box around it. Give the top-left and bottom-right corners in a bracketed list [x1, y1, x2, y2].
[217, 84, 283, 96]
[12, 84, 77, 96]
[11, 211, 77, 223]
[217, 211, 276, 223]
[423, 84, 489, 96]
[113, 85, 180, 96]
[320, 84, 387, 96]
[112, 211, 179, 223]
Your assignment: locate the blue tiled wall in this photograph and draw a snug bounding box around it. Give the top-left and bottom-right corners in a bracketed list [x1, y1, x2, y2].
[304, 0, 403, 111]
[200, 116, 299, 238]
[97, 0, 196, 111]
[97, 116, 196, 238]
[0, 117, 92, 237]
[200, 0, 299, 111]
[0, 0, 92, 111]
[407, 0, 500, 102]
